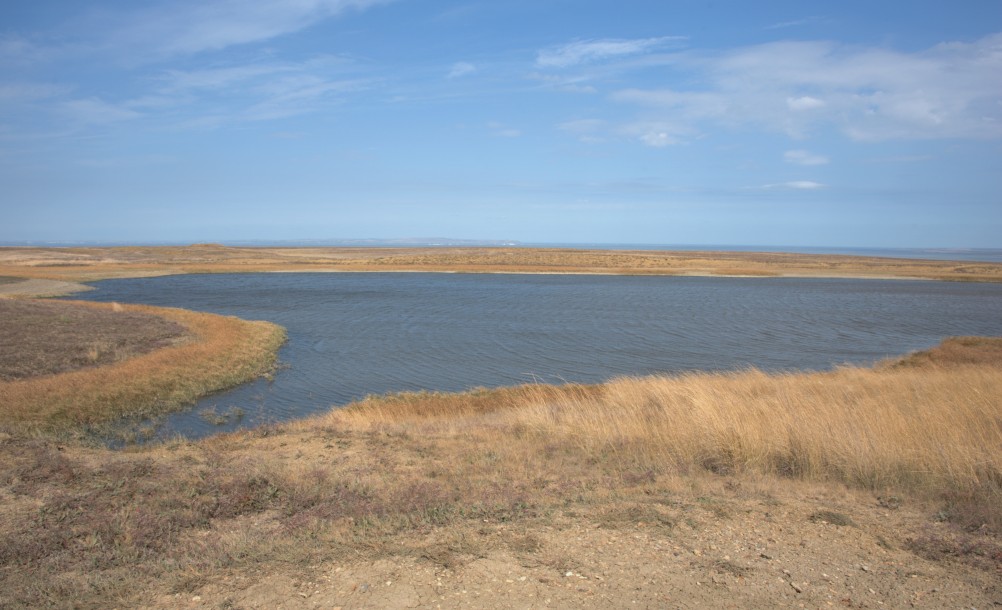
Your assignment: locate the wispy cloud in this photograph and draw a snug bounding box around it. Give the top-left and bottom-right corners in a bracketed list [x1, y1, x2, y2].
[619, 121, 696, 147]
[61, 98, 143, 124]
[447, 62, 477, 79]
[158, 64, 295, 92]
[786, 96, 825, 111]
[114, 0, 395, 57]
[766, 16, 827, 30]
[558, 119, 606, 143]
[529, 72, 598, 94]
[0, 82, 69, 102]
[608, 32, 1002, 141]
[536, 36, 685, 68]
[487, 121, 520, 137]
[612, 89, 729, 121]
[32, 56, 372, 130]
[0, 35, 71, 65]
[784, 150, 829, 165]
[758, 180, 827, 190]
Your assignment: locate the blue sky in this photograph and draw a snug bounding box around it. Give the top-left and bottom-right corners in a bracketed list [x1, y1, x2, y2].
[1, 0, 1000, 247]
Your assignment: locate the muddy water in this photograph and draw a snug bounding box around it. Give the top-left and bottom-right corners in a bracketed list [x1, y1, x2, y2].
[74, 273, 1002, 440]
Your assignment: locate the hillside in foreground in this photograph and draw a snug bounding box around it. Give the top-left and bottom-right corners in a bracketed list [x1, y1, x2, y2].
[1, 330, 1000, 608]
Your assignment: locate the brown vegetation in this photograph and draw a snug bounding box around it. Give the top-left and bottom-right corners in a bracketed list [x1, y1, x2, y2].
[0, 299, 189, 380]
[2, 244, 1001, 287]
[0, 300, 285, 435]
[322, 337, 1002, 529]
[1, 337, 1000, 608]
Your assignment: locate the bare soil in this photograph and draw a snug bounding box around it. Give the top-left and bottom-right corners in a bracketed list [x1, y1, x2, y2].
[2, 427, 998, 609]
[0, 299, 188, 381]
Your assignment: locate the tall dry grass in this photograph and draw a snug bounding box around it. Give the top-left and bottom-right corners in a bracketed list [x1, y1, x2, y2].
[319, 337, 1002, 524]
[0, 301, 285, 435]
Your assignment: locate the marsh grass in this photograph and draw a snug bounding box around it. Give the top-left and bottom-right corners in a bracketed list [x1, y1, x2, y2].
[0, 301, 285, 435]
[316, 337, 1002, 528]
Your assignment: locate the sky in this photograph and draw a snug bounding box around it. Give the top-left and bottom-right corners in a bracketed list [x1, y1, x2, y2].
[1, 0, 1001, 247]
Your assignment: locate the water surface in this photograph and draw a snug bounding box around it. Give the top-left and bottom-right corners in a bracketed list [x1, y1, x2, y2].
[74, 273, 1002, 440]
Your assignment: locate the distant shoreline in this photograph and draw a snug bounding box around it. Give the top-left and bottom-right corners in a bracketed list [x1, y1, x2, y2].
[2, 245, 1001, 298]
[4, 241, 1001, 263]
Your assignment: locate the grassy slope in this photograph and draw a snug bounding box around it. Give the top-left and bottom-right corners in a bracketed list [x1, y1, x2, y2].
[1, 338, 1000, 607]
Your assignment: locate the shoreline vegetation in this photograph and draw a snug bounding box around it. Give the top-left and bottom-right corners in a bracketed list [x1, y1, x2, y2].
[1, 325, 1000, 606]
[2, 244, 1002, 298]
[0, 299, 286, 437]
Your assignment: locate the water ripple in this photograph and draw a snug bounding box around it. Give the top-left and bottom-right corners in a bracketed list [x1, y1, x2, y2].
[72, 273, 1002, 440]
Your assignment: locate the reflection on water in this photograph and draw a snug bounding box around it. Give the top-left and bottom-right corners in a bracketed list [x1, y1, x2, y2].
[73, 273, 1002, 440]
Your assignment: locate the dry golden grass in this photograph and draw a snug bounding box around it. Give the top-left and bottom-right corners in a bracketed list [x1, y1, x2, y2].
[2, 244, 1001, 285]
[0, 301, 285, 435]
[318, 337, 1002, 526]
[1, 338, 1000, 608]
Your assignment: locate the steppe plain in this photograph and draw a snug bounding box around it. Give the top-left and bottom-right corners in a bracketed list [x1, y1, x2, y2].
[1, 245, 1000, 608]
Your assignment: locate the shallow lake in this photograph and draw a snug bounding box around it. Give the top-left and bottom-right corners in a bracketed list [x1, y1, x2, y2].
[74, 273, 1002, 440]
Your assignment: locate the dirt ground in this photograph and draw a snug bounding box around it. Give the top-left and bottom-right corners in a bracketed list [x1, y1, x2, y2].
[138, 423, 1002, 610]
[146, 452, 1000, 610]
[3, 417, 999, 609]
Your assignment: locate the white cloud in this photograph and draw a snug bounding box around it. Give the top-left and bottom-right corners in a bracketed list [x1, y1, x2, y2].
[618, 121, 692, 147]
[639, 131, 675, 147]
[610, 32, 1002, 141]
[537, 36, 684, 68]
[447, 62, 477, 79]
[760, 181, 826, 190]
[786, 96, 825, 111]
[784, 150, 829, 165]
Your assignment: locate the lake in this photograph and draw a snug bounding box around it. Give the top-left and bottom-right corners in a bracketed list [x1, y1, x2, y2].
[73, 273, 1002, 440]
